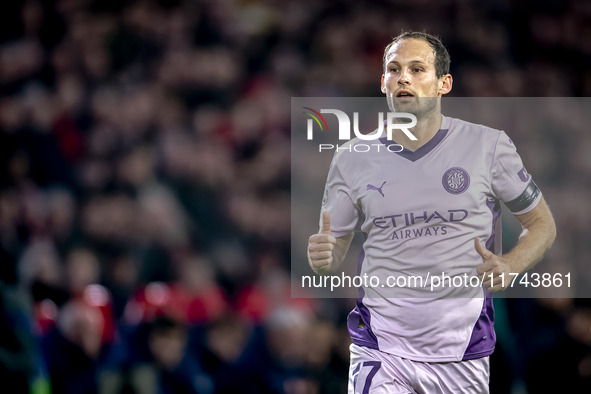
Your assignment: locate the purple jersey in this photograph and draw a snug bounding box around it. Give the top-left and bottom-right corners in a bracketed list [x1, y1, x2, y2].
[320, 115, 541, 362]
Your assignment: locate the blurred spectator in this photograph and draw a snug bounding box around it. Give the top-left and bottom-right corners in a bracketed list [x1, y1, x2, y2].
[44, 300, 106, 394]
[201, 313, 252, 392]
[236, 307, 318, 394]
[66, 247, 101, 296]
[0, 281, 37, 393]
[99, 316, 213, 394]
[124, 254, 227, 326]
[19, 240, 69, 307]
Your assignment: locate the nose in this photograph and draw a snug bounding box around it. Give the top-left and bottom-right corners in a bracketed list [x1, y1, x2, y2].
[398, 68, 411, 86]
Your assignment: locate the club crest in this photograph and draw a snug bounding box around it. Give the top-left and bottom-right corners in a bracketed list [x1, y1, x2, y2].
[442, 167, 470, 195]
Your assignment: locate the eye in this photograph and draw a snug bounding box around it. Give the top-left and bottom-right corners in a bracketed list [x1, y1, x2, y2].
[412, 68, 422, 73]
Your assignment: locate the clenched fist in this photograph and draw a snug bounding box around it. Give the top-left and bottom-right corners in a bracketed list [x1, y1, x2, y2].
[308, 211, 337, 274]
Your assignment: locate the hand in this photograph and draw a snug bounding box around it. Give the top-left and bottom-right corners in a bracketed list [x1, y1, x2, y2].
[308, 211, 337, 273]
[474, 237, 514, 292]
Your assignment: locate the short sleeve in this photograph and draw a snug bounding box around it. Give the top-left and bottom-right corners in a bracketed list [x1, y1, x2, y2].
[491, 131, 542, 215]
[319, 154, 361, 237]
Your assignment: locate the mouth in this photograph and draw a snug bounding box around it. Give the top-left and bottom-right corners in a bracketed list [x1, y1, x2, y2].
[395, 91, 415, 98]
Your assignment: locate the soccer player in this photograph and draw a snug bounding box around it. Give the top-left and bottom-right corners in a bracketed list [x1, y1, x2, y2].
[307, 31, 556, 393]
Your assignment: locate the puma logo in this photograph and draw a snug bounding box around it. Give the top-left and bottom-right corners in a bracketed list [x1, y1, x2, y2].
[367, 181, 386, 197]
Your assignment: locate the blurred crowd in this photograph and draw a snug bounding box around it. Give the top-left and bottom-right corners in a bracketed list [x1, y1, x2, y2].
[0, 0, 590, 393]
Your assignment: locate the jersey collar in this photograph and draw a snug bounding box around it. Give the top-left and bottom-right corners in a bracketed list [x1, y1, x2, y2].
[379, 116, 451, 162]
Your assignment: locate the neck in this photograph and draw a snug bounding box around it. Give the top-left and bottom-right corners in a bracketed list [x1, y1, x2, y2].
[391, 108, 442, 152]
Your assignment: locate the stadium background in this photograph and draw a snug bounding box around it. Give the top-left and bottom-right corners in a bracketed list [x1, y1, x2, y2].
[0, 0, 590, 393]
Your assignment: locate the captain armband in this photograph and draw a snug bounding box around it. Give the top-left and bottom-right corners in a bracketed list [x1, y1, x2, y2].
[505, 180, 541, 213]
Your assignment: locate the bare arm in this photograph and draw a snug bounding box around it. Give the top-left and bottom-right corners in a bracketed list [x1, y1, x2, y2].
[476, 196, 557, 291]
[505, 196, 556, 271]
[308, 212, 354, 275]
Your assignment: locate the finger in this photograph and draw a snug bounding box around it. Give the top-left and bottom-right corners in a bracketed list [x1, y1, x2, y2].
[309, 251, 332, 260]
[482, 278, 496, 289]
[476, 262, 493, 276]
[474, 237, 492, 259]
[479, 272, 495, 285]
[482, 273, 506, 289]
[308, 242, 335, 252]
[310, 233, 336, 244]
[312, 257, 333, 268]
[321, 211, 332, 235]
[487, 277, 506, 292]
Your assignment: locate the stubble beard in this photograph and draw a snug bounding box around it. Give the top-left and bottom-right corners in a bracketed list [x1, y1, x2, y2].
[385, 87, 440, 121]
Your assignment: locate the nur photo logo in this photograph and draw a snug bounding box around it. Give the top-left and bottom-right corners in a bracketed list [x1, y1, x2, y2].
[303, 108, 418, 141]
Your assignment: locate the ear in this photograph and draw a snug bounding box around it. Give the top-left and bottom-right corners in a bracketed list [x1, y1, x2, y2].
[381, 74, 387, 94]
[438, 74, 453, 95]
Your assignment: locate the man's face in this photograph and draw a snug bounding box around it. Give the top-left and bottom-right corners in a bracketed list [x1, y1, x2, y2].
[381, 38, 451, 116]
